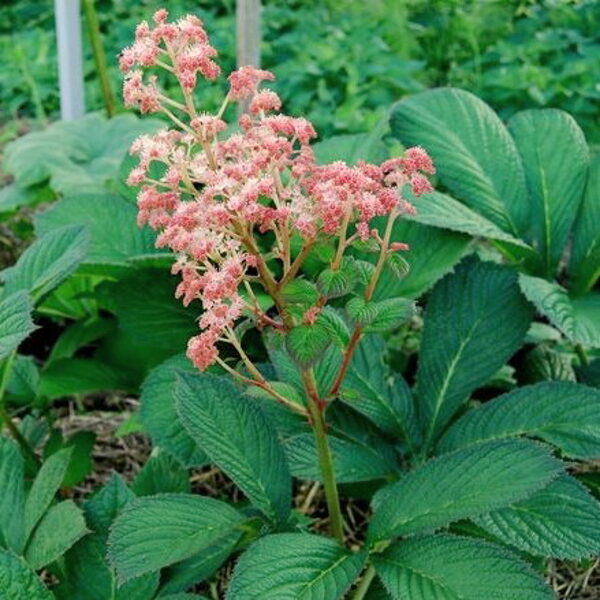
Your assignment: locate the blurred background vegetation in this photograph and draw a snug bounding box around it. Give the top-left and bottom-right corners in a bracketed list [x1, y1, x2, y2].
[1, 0, 599, 141]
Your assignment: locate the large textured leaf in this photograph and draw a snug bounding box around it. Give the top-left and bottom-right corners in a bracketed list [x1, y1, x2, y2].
[175, 372, 291, 523]
[439, 381, 600, 459]
[140, 355, 207, 468]
[35, 194, 161, 267]
[0, 437, 25, 552]
[24, 447, 72, 539]
[108, 494, 244, 582]
[417, 258, 532, 445]
[370, 219, 470, 300]
[476, 474, 600, 559]
[391, 88, 529, 236]
[25, 500, 88, 569]
[509, 109, 588, 277]
[0, 291, 35, 361]
[1, 225, 88, 302]
[373, 534, 552, 600]
[520, 275, 600, 347]
[226, 533, 364, 599]
[367, 439, 561, 544]
[0, 550, 52, 599]
[341, 336, 417, 444]
[571, 154, 600, 295]
[406, 190, 533, 248]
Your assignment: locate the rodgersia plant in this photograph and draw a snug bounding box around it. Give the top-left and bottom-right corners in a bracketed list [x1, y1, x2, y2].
[100, 10, 600, 599]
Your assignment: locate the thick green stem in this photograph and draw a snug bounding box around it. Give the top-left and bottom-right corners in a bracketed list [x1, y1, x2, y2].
[352, 564, 376, 600]
[302, 370, 345, 543]
[82, 0, 116, 118]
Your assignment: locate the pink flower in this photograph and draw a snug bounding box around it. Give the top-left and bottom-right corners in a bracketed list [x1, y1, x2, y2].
[249, 90, 282, 114]
[228, 66, 275, 100]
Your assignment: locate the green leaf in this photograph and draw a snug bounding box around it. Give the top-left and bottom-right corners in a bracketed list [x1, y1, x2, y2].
[107, 494, 244, 582]
[6, 355, 39, 404]
[285, 432, 398, 483]
[0, 550, 52, 599]
[226, 533, 365, 599]
[175, 372, 291, 523]
[25, 500, 88, 569]
[47, 317, 115, 363]
[0, 437, 25, 552]
[85, 473, 135, 536]
[368, 439, 562, 543]
[438, 381, 600, 459]
[140, 355, 207, 468]
[476, 474, 600, 559]
[373, 534, 552, 600]
[0, 291, 35, 361]
[280, 279, 319, 306]
[341, 336, 417, 443]
[39, 358, 132, 400]
[131, 452, 190, 497]
[286, 323, 332, 368]
[1, 225, 88, 303]
[520, 275, 600, 347]
[44, 430, 97, 488]
[571, 154, 600, 295]
[417, 258, 532, 444]
[391, 88, 529, 237]
[346, 297, 414, 332]
[313, 132, 388, 165]
[522, 345, 576, 383]
[35, 194, 161, 267]
[317, 262, 357, 298]
[406, 189, 533, 248]
[508, 109, 588, 277]
[24, 447, 72, 539]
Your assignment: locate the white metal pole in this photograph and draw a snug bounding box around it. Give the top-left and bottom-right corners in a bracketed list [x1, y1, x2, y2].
[55, 0, 85, 120]
[236, 0, 261, 69]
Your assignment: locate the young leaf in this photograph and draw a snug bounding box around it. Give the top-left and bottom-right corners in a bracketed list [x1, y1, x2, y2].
[175, 372, 292, 523]
[347, 297, 414, 332]
[25, 500, 88, 569]
[0, 437, 25, 552]
[0, 225, 88, 302]
[0, 291, 35, 361]
[140, 355, 207, 467]
[438, 382, 600, 459]
[570, 154, 600, 295]
[108, 494, 244, 582]
[475, 474, 600, 559]
[280, 279, 319, 306]
[317, 262, 357, 298]
[373, 534, 552, 600]
[417, 258, 532, 445]
[24, 447, 72, 539]
[391, 88, 530, 237]
[508, 109, 588, 277]
[519, 274, 600, 347]
[85, 473, 135, 536]
[225, 533, 365, 599]
[368, 439, 562, 544]
[286, 323, 332, 368]
[0, 550, 52, 599]
[131, 452, 190, 496]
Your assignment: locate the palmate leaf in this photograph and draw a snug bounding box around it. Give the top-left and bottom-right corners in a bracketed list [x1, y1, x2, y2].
[391, 88, 530, 237]
[439, 381, 600, 460]
[476, 474, 600, 559]
[0, 291, 35, 361]
[373, 534, 552, 600]
[416, 258, 532, 445]
[175, 372, 292, 523]
[367, 439, 562, 544]
[107, 494, 245, 582]
[570, 154, 600, 295]
[225, 533, 365, 599]
[0, 225, 88, 303]
[140, 355, 207, 468]
[0, 550, 52, 599]
[520, 274, 600, 347]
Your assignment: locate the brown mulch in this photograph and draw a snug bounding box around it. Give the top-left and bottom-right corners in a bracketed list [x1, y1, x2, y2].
[54, 401, 600, 600]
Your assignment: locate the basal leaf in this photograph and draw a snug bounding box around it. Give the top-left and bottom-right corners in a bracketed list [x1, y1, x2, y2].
[226, 533, 365, 599]
[476, 474, 600, 559]
[373, 534, 552, 600]
[0, 550, 52, 599]
[368, 439, 561, 544]
[438, 381, 600, 459]
[108, 494, 244, 582]
[175, 372, 292, 523]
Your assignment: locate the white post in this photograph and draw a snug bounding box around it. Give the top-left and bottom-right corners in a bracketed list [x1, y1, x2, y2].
[236, 0, 261, 68]
[55, 0, 85, 120]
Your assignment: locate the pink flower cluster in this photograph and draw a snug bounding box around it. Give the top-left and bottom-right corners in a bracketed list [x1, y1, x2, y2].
[123, 10, 435, 372]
